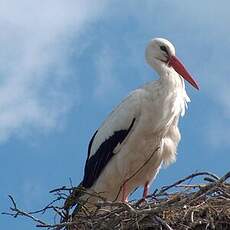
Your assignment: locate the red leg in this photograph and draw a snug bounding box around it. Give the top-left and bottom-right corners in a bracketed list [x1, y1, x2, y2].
[142, 181, 149, 199]
[122, 181, 128, 202]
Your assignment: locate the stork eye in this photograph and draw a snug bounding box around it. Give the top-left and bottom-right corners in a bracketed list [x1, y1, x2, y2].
[160, 45, 168, 53]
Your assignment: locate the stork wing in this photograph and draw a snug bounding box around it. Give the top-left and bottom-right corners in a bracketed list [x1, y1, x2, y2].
[82, 90, 142, 188]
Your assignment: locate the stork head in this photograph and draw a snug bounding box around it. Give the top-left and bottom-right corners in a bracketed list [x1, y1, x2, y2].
[145, 38, 199, 90]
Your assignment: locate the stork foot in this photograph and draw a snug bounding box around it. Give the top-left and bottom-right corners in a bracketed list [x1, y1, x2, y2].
[136, 197, 148, 208]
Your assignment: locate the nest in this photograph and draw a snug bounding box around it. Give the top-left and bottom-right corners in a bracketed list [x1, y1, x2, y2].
[3, 171, 230, 230]
[65, 172, 230, 230]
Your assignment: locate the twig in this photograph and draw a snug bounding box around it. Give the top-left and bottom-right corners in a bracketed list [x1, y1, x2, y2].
[156, 171, 220, 196]
[2, 171, 230, 230]
[3, 195, 48, 226]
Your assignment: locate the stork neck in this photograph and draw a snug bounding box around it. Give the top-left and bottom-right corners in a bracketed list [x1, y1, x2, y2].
[159, 68, 184, 91]
[150, 61, 184, 90]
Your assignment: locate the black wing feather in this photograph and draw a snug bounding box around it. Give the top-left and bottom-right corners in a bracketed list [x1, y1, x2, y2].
[82, 118, 136, 188]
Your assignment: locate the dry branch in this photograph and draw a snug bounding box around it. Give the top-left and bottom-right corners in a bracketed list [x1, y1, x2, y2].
[3, 171, 230, 230]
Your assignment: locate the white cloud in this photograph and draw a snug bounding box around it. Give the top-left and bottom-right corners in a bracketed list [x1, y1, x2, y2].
[0, 0, 108, 142]
[2, 0, 227, 147]
[94, 47, 124, 101]
[103, 0, 230, 149]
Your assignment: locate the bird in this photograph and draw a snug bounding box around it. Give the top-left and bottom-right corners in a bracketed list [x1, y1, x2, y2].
[64, 37, 199, 213]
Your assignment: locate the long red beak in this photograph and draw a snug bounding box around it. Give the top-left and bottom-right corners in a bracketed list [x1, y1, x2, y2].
[168, 55, 199, 90]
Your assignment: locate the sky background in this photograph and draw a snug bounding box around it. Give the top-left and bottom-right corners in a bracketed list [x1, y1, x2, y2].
[1, 0, 230, 229]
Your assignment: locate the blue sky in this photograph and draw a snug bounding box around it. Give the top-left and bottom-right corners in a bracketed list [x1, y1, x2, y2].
[1, 1, 230, 229]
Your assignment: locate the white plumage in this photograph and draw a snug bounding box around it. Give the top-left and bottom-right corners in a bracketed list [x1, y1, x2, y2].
[67, 38, 199, 211]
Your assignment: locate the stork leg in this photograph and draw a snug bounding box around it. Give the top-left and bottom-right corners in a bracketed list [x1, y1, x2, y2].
[121, 181, 129, 202]
[142, 181, 149, 199]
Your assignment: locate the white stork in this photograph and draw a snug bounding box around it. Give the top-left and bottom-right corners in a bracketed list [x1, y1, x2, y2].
[65, 38, 199, 212]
